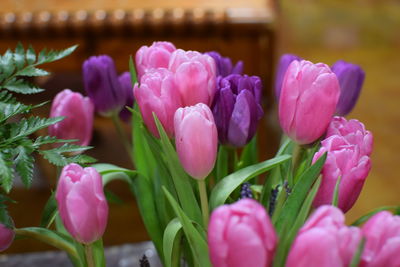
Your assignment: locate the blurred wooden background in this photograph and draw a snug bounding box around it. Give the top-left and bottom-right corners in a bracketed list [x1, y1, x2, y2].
[1, 0, 400, 254]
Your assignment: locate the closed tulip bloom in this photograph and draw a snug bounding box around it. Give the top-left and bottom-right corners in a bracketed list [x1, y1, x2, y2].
[208, 199, 277, 267]
[49, 89, 94, 147]
[287, 205, 362, 267]
[331, 60, 365, 116]
[212, 74, 264, 147]
[118, 72, 135, 122]
[313, 117, 373, 212]
[83, 55, 126, 116]
[205, 51, 243, 77]
[174, 103, 217, 179]
[135, 41, 176, 79]
[134, 68, 182, 138]
[279, 60, 340, 144]
[274, 53, 301, 100]
[169, 49, 216, 106]
[361, 211, 400, 267]
[0, 224, 14, 252]
[56, 163, 108, 244]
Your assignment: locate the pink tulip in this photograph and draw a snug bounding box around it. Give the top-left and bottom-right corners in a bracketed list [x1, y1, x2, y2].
[49, 89, 94, 147]
[174, 103, 217, 179]
[56, 163, 108, 244]
[361, 211, 400, 267]
[169, 49, 217, 106]
[0, 223, 14, 251]
[208, 199, 277, 267]
[134, 68, 182, 138]
[135, 41, 176, 79]
[313, 117, 373, 212]
[287, 205, 362, 267]
[279, 60, 340, 144]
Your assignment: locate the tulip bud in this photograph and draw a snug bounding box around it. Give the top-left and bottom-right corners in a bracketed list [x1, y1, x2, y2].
[286, 205, 362, 267]
[134, 68, 182, 138]
[274, 53, 301, 100]
[313, 117, 373, 212]
[118, 72, 135, 122]
[208, 199, 277, 267]
[361, 211, 400, 267]
[49, 89, 94, 147]
[56, 163, 108, 244]
[0, 223, 14, 252]
[205, 51, 243, 77]
[83, 55, 126, 116]
[212, 74, 264, 147]
[174, 103, 217, 179]
[279, 60, 340, 144]
[169, 49, 217, 106]
[135, 41, 176, 79]
[331, 60, 365, 116]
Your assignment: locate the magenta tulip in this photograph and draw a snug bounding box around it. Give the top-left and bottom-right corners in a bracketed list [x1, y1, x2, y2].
[313, 117, 373, 212]
[287, 205, 361, 267]
[134, 68, 182, 138]
[361, 211, 400, 267]
[0, 223, 14, 251]
[208, 199, 277, 267]
[279, 60, 340, 144]
[174, 103, 217, 179]
[55, 163, 108, 244]
[169, 49, 217, 107]
[49, 89, 94, 147]
[135, 41, 176, 79]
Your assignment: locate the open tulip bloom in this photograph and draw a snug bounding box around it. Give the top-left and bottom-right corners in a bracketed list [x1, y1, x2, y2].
[6, 42, 397, 267]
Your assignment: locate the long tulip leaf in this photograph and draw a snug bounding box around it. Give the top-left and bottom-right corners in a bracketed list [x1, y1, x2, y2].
[163, 218, 183, 267]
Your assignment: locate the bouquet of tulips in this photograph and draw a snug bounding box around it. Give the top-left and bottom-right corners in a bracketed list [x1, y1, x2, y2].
[1, 41, 399, 267]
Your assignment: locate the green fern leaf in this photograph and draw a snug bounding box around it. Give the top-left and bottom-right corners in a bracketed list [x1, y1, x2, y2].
[14, 146, 35, 187]
[0, 153, 14, 193]
[14, 43, 25, 70]
[3, 78, 44, 94]
[17, 66, 49, 77]
[26, 45, 36, 65]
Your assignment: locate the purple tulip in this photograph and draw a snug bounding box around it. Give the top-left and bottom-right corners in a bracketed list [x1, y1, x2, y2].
[279, 60, 340, 144]
[275, 54, 301, 100]
[118, 72, 134, 122]
[212, 74, 263, 147]
[174, 103, 217, 180]
[135, 41, 176, 79]
[134, 68, 182, 138]
[208, 199, 277, 267]
[56, 163, 108, 244]
[0, 223, 14, 252]
[168, 49, 217, 107]
[205, 51, 243, 77]
[286, 205, 362, 267]
[83, 55, 126, 116]
[331, 60, 365, 116]
[49, 89, 94, 147]
[361, 211, 400, 267]
[313, 117, 373, 213]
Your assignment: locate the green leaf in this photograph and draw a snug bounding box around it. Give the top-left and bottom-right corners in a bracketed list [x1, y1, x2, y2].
[40, 193, 58, 228]
[154, 115, 202, 224]
[17, 66, 49, 77]
[8, 116, 63, 142]
[0, 152, 14, 192]
[163, 218, 183, 267]
[163, 187, 211, 267]
[209, 155, 292, 210]
[14, 145, 35, 187]
[215, 146, 228, 183]
[351, 206, 400, 226]
[39, 144, 94, 167]
[350, 238, 366, 267]
[92, 163, 136, 186]
[332, 176, 341, 207]
[274, 153, 327, 235]
[26, 45, 36, 64]
[238, 135, 258, 169]
[15, 227, 80, 262]
[129, 56, 138, 86]
[37, 45, 78, 64]
[3, 78, 44, 94]
[14, 43, 25, 69]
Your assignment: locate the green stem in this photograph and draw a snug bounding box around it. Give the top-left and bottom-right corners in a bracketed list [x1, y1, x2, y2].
[290, 144, 304, 185]
[111, 113, 133, 160]
[85, 243, 95, 267]
[198, 179, 209, 228]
